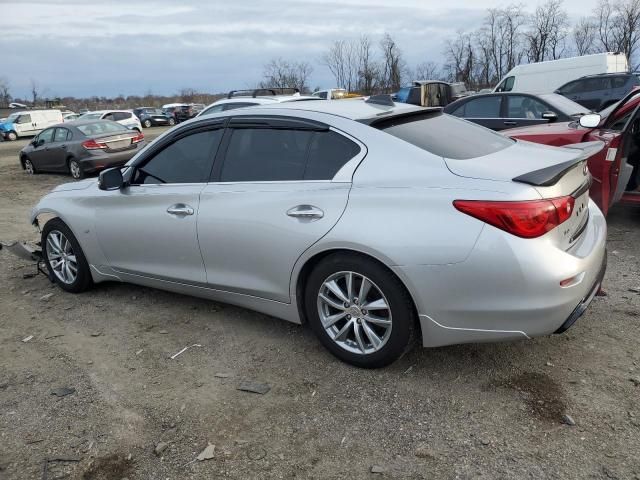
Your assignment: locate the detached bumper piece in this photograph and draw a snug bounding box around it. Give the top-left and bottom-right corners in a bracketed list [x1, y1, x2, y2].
[554, 252, 607, 334]
[0, 241, 49, 279]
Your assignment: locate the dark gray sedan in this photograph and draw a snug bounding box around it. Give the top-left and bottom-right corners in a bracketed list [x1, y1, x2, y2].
[19, 120, 146, 179]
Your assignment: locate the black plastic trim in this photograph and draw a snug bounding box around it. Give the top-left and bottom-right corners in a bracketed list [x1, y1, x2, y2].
[513, 159, 585, 187]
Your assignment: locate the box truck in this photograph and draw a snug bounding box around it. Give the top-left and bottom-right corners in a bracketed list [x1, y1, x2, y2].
[494, 52, 628, 94]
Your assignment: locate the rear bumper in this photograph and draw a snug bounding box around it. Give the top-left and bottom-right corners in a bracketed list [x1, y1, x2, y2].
[554, 251, 607, 333]
[394, 199, 607, 348]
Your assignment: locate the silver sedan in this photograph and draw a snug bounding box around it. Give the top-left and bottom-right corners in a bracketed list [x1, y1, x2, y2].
[31, 98, 607, 367]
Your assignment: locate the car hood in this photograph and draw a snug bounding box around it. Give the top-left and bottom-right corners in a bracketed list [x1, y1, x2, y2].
[0, 121, 13, 131]
[502, 121, 590, 145]
[444, 140, 593, 183]
[50, 179, 96, 193]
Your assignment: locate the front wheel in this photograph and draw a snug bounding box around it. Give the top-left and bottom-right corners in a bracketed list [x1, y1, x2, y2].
[23, 157, 36, 174]
[42, 218, 93, 293]
[143, 119, 152, 128]
[304, 253, 417, 368]
[168, 118, 176, 126]
[6, 131, 17, 141]
[68, 158, 85, 179]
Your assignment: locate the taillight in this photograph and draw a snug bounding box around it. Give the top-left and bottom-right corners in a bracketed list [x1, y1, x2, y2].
[453, 196, 575, 239]
[131, 132, 144, 143]
[82, 139, 107, 150]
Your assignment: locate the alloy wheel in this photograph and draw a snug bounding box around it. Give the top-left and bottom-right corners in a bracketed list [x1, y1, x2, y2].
[317, 271, 393, 355]
[46, 230, 78, 285]
[69, 160, 81, 179]
[24, 159, 34, 174]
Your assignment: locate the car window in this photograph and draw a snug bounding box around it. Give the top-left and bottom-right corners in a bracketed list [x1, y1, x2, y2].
[133, 129, 223, 184]
[113, 112, 131, 121]
[610, 111, 633, 131]
[496, 76, 514, 92]
[448, 103, 466, 117]
[53, 128, 70, 142]
[201, 104, 225, 115]
[16, 114, 32, 124]
[374, 112, 514, 160]
[305, 131, 361, 180]
[463, 96, 501, 118]
[37, 128, 55, 144]
[315, 91, 328, 99]
[103, 113, 115, 121]
[611, 76, 628, 89]
[76, 121, 129, 136]
[583, 78, 607, 92]
[506, 96, 550, 119]
[220, 128, 314, 182]
[558, 80, 581, 94]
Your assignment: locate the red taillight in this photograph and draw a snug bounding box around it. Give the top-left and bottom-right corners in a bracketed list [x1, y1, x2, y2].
[453, 196, 575, 239]
[82, 139, 107, 150]
[131, 132, 144, 143]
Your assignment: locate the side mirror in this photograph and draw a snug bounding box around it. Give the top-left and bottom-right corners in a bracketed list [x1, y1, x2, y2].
[579, 114, 601, 129]
[98, 167, 124, 191]
[541, 111, 558, 122]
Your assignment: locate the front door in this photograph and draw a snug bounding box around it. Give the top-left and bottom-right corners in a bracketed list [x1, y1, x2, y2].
[95, 126, 224, 283]
[503, 95, 554, 129]
[28, 128, 56, 170]
[198, 118, 363, 302]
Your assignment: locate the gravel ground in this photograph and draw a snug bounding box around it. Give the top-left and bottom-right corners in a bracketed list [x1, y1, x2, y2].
[1, 132, 639, 479]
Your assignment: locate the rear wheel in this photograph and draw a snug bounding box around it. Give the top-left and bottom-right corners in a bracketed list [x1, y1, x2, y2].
[68, 158, 84, 179]
[42, 218, 92, 293]
[23, 157, 36, 174]
[143, 119, 152, 128]
[168, 118, 175, 126]
[304, 253, 417, 368]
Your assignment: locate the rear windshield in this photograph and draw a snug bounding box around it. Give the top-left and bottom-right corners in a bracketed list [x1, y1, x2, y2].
[373, 112, 514, 160]
[77, 121, 129, 136]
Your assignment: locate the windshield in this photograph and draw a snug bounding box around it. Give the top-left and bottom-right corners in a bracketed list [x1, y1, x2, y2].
[374, 112, 514, 160]
[77, 121, 128, 136]
[6, 113, 20, 123]
[79, 113, 103, 120]
[539, 94, 590, 116]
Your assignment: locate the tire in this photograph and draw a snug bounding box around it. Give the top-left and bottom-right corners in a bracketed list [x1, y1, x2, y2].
[168, 118, 175, 126]
[304, 253, 417, 368]
[68, 158, 85, 179]
[23, 157, 36, 175]
[42, 218, 93, 293]
[143, 119, 152, 128]
[7, 131, 17, 141]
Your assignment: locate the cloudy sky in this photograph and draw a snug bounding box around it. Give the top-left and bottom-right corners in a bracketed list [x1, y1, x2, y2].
[2, 0, 597, 99]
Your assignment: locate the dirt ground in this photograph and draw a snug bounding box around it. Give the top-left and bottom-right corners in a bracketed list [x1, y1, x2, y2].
[1, 131, 639, 480]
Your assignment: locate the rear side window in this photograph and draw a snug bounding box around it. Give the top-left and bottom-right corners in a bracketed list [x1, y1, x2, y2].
[77, 121, 128, 135]
[375, 112, 514, 160]
[219, 128, 360, 182]
[133, 129, 223, 184]
[113, 112, 132, 121]
[220, 129, 313, 182]
[611, 76, 628, 89]
[463, 96, 501, 118]
[53, 128, 71, 142]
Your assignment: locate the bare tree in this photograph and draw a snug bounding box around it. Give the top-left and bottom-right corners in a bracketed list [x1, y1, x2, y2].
[412, 61, 441, 81]
[573, 17, 599, 55]
[356, 35, 379, 94]
[180, 88, 196, 103]
[444, 32, 475, 85]
[0, 77, 10, 108]
[260, 58, 313, 92]
[379, 33, 405, 92]
[525, 0, 570, 62]
[595, 0, 640, 63]
[30, 79, 39, 107]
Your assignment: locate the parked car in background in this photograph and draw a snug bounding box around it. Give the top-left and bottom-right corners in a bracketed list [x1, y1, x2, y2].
[555, 73, 640, 111]
[394, 81, 465, 107]
[311, 88, 361, 100]
[504, 89, 640, 215]
[133, 107, 175, 128]
[162, 104, 194, 123]
[494, 52, 628, 94]
[9, 102, 28, 109]
[198, 88, 319, 116]
[62, 112, 80, 122]
[0, 109, 63, 140]
[444, 92, 590, 131]
[19, 120, 145, 179]
[31, 98, 606, 367]
[78, 110, 142, 132]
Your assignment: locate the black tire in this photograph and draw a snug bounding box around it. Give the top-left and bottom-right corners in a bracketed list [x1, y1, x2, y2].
[168, 118, 175, 126]
[143, 119, 152, 128]
[304, 253, 417, 368]
[7, 131, 17, 141]
[42, 218, 93, 293]
[23, 156, 37, 174]
[68, 158, 85, 179]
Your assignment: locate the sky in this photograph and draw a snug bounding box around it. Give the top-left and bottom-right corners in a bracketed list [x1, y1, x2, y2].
[1, 0, 597, 99]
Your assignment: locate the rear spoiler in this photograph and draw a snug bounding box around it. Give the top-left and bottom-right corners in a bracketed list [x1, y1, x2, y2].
[512, 141, 604, 187]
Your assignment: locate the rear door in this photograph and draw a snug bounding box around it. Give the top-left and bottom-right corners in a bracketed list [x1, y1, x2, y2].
[198, 116, 364, 302]
[48, 127, 72, 171]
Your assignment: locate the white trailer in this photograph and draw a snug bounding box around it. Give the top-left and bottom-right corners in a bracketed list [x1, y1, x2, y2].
[494, 53, 629, 94]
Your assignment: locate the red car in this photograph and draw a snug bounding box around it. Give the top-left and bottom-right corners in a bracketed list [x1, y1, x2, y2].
[504, 89, 640, 215]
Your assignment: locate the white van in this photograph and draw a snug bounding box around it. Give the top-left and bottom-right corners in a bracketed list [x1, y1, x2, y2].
[0, 110, 63, 141]
[494, 53, 629, 94]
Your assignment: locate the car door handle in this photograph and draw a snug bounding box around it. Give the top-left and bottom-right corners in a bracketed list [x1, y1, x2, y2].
[60, 144, 67, 149]
[503, 121, 517, 126]
[166, 204, 194, 216]
[287, 205, 324, 219]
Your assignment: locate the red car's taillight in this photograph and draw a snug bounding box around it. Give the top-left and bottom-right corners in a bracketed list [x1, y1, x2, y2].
[82, 139, 107, 150]
[131, 132, 144, 143]
[453, 196, 575, 239]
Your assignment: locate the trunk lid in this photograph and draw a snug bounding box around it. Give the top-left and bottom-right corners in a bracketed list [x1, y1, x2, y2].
[90, 131, 138, 151]
[446, 140, 602, 250]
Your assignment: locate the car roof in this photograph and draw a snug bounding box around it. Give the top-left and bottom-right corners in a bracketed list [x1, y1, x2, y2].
[580, 72, 633, 78]
[242, 98, 427, 121]
[57, 119, 126, 127]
